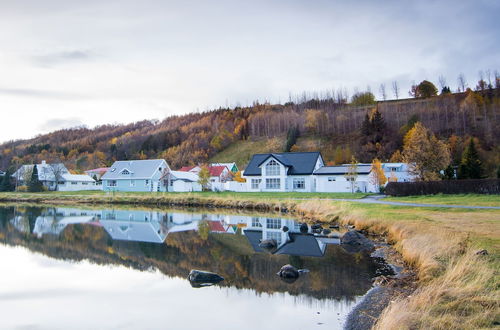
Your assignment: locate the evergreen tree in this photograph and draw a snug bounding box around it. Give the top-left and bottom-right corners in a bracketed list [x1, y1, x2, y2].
[443, 165, 456, 180]
[361, 114, 371, 136]
[458, 138, 483, 179]
[441, 86, 451, 95]
[0, 169, 14, 192]
[497, 165, 500, 179]
[28, 165, 44, 192]
[371, 109, 385, 134]
[284, 125, 299, 152]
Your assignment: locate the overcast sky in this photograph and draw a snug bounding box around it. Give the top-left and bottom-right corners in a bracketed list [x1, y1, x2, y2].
[0, 0, 499, 143]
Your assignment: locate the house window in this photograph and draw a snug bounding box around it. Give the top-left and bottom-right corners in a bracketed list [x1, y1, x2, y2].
[265, 178, 280, 189]
[266, 231, 282, 245]
[265, 160, 280, 176]
[107, 180, 117, 187]
[130, 180, 135, 187]
[328, 177, 336, 182]
[71, 182, 77, 185]
[82, 182, 88, 185]
[251, 179, 261, 189]
[293, 178, 305, 189]
[121, 169, 130, 175]
[266, 218, 281, 229]
[57, 181, 65, 185]
[145, 180, 149, 186]
[251, 217, 262, 227]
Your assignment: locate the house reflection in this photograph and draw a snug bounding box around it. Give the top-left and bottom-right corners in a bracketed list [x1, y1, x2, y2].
[243, 217, 340, 257]
[9, 207, 339, 255]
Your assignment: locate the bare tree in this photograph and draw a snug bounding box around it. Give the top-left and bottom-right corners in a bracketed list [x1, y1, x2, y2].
[438, 75, 447, 91]
[379, 83, 387, 101]
[392, 81, 400, 99]
[49, 163, 67, 191]
[457, 73, 467, 92]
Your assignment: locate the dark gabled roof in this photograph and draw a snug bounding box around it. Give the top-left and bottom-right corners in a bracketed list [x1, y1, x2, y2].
[243, 230, 266, 253]
[274, 233, 326, 257]
[313, 165, 372, 175]
[243, 152, 322, 176]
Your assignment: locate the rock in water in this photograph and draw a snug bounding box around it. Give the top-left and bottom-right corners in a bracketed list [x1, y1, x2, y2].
[277, 264, 300, 283]
[259, 238, 277, 251]
[299, 223, 308, 233]
[340, 230, 375, 253]
[188, 270, 224, 288]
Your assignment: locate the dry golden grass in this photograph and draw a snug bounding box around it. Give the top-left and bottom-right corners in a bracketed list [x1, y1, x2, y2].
[293, 199, 499, 329]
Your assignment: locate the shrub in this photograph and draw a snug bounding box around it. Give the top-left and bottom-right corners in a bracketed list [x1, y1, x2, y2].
[385, 179, 500, 196]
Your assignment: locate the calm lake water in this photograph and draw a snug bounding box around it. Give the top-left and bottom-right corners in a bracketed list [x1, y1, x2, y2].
[0, 205, 386, 330]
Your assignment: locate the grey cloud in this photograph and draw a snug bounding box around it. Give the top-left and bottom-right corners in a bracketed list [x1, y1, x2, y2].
[32, 50, 94, 67]
[39, 118, 85, 132]
[0, 88, 85, 100]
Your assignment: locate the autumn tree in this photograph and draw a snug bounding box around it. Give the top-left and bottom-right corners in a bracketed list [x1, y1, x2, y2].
[415, 80, 438, 98]
[351, 92, 376, 106]
[458, 138, 483, 179]
[369, 159, 387, 192]
[344, 156, 358, 193]
[233, 171, 246, 183]
[402, 122, 451, 181]
[197, 167, 211, 191]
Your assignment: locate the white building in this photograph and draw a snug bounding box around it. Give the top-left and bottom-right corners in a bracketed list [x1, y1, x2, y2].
[243, 152, 324, 192]
[13, 161, 97, 191]
[314, 165, 374, 193]
[166, 170, 202, 192]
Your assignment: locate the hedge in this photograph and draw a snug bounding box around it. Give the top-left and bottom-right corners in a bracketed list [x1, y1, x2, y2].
[385, 179, 500, 196]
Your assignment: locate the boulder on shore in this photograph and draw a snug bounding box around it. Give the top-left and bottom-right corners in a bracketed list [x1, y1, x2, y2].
[277, 264, 300, 283]
[188, 270, 224, 288]
[340, 230, 375, 253]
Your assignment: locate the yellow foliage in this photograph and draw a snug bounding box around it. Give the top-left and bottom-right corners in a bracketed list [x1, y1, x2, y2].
[233, 171, 246, 183]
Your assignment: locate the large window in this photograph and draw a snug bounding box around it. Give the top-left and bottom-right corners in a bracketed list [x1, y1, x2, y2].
[251, 217, 262, 227]
[265, 178, 280, 189]
[107, 180, 117, 187]
[265, 159, 280, 176]
[293, 178, 305, 189]
[251, 179, 261, 189]
[266, 218, 281, 229]
[266, 231, 282, 245]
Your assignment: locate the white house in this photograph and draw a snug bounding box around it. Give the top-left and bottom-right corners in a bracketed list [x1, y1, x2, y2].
[166, 170, 202, 192]
[314, 165, 374, 193]
[101, 159, 170, 192]
[13, 161, 96, 191]
[210, 162, 239, 173]
[242, 152, 324, 192]
[57, 173, 98, 191]
[381, 163, 415, 182]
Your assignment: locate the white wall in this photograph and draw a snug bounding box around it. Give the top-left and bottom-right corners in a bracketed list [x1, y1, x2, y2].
[171, 181, 202, 192]
[316, 175, 372, 193]
[58, 182, 98, 191]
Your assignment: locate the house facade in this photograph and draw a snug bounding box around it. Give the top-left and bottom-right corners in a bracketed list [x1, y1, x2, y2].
[314, 165, 374, 193]
[243, 152, 324, 192]
[57, 173, 98, 191]
[13, 161, 69, 191]
[166, 170, 202, 192]
[101, 159, 169, 192]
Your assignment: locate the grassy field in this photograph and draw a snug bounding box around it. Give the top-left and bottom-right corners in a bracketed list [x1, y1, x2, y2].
[208, 137, 284, 168]
[385, 194, 500, 207]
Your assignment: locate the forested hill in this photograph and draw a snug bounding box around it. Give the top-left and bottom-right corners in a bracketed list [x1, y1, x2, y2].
[1, 88, 499, 176]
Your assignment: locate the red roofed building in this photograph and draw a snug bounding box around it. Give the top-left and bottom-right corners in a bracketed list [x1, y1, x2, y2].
[85, 167, 110, 180]
[208, 165, 231, 184]
[178, 166, 200, 173]
[207, 220, 226, 233]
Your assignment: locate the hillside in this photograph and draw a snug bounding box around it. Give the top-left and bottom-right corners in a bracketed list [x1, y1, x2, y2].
[1, 89, 500, 176]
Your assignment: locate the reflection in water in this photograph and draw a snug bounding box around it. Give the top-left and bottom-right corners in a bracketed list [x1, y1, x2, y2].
[0, 205, 386, 330]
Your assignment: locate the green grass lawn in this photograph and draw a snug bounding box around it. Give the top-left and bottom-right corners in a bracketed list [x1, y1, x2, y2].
[386, 193, 500, 207]
[0, 190, 369, 200]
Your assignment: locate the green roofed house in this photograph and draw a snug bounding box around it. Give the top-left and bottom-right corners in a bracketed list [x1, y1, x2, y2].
[101, 159, 170, 192]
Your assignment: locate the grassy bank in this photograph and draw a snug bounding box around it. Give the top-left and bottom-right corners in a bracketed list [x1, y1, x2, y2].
[0, 191, 498, 328]
[385, 194, 500, 207]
